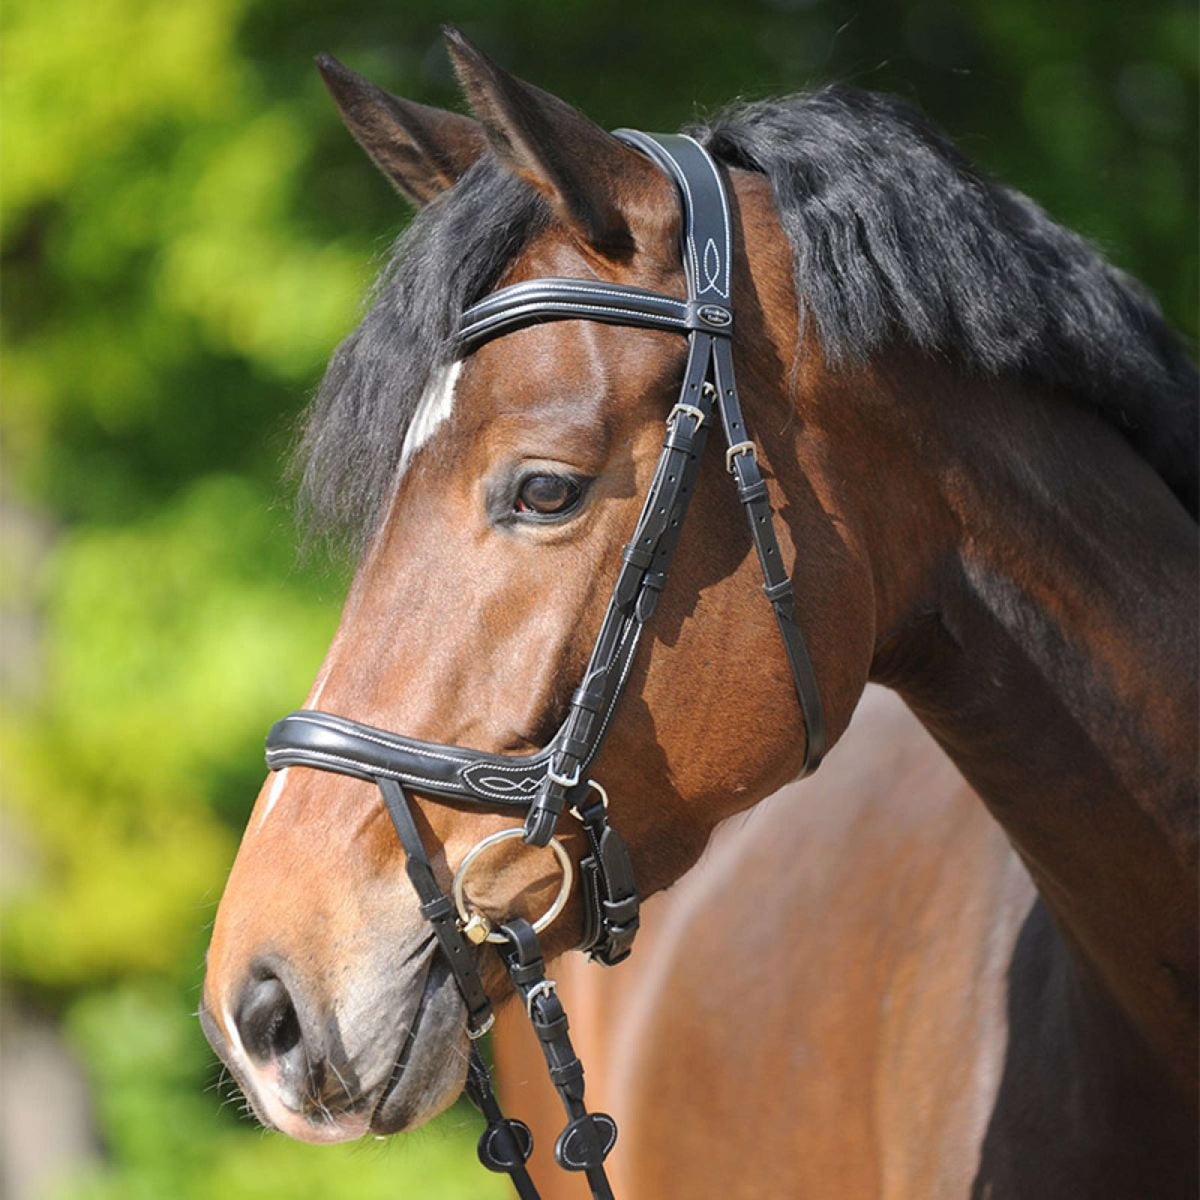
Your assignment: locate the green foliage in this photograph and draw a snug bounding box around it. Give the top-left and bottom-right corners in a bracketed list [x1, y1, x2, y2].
[3, 0, 1194, 1196]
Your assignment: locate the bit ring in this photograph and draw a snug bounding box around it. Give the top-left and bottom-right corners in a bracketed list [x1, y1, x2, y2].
[452, 828, 573, 945]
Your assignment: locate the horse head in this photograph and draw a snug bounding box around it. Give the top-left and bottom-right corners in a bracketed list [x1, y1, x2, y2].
[202, 30, 878, 1145]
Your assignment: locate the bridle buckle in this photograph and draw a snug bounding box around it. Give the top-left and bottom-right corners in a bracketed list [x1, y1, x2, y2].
[668, 401, 706, 429]
[546, 761, 582, 789]
[467, 1011, 495, 1040]
[524, 977, 557, 1019]
[725, 440, 756, 472]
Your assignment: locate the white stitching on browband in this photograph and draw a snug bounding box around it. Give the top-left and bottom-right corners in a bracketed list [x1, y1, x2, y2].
[286, 714, 473, 767]
[679, 133, 731, 298]
[265, 747, 463, 792]
[460, 301, 689, 340]
[473, 280, 687, 308]
[463, 299, 686, 328]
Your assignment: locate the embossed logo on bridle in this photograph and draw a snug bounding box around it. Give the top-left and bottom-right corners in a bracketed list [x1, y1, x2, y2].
[697, 304, 732, 327]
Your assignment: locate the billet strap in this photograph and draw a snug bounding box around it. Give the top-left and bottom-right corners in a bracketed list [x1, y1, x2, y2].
[710, 336, 826, 772]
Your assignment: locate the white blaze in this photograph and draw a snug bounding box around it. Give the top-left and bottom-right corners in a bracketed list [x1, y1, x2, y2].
[257, 767, 291, 830]
[252, 367, 462, 835]
[398, 361, 463, 474]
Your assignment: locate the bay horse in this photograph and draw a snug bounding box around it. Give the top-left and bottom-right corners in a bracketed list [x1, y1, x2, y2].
[200, 29, 1198, 1198]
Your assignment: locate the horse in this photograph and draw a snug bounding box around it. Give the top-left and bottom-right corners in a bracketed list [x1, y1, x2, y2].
[200, 28, 1198, 1198]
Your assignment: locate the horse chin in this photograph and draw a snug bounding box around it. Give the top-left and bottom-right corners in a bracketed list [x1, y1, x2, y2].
[368, 957, 471, 1135]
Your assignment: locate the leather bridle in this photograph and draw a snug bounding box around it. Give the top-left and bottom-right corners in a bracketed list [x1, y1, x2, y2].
[264, 131, 824, 1199]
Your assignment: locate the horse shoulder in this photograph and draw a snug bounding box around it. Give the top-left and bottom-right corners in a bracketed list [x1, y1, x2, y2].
[495, 686, 1034, 1198]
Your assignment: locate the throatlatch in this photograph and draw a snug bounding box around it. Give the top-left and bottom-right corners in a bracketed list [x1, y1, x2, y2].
[264, 130, 825, 1200]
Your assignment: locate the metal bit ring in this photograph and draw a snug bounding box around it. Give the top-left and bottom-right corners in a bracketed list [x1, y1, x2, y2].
[452, 828, 573, 945]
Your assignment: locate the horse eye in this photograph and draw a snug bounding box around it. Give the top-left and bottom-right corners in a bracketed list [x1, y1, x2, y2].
[514, 474, 583, 517]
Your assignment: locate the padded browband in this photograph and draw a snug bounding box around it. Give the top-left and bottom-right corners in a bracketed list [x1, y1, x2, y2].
[457, 279, 732, 353]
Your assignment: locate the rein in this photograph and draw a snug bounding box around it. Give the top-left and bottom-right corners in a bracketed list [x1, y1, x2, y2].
[264, 131, 824, 1198]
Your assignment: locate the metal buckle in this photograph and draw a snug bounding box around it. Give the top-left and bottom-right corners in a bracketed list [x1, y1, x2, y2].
[452, 828, 574, 945]
[725, 440, 756, 473]
[668, 402, 705, 429]
[546, 761, 581, 789]
[524, 978, 557, 1019]
[467, 1011, 496, 1040]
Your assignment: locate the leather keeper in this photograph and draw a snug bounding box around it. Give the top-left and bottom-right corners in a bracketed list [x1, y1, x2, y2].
[536, 1012, 570, 1042]
[420, 894, 455, 922]
[570, 682, 607, 713]
[763, 577, 794, 603]
[663, 425, 695, 454]
[549, 1060, 585, 1091]
[602, 895, 640, 927]
[509, 960, 546, 988]
[558, 734, 591, 760]
[738, 477, 770, 504]
[621, 543, 654, 570]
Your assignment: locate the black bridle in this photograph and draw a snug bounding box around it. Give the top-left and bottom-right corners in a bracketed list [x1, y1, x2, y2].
[264, 131, 824, 1199]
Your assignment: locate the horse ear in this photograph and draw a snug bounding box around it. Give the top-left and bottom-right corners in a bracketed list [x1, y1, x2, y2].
[443, 27, 659, 258]
[316, 54, 487, 206]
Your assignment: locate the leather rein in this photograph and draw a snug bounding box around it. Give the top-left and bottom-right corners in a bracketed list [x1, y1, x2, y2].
[264, 131, 824, 1199]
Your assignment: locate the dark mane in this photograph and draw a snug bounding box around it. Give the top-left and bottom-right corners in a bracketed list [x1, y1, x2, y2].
[296, 157, 546, 544]
[300, 87, 1198, 543]
[696, 90, 1198, 517]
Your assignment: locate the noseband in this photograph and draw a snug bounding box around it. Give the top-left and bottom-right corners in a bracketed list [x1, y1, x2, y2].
[264, 132, 824, 1199]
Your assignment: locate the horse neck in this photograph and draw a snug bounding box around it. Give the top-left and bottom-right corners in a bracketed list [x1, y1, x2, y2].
[835, 353, 1198, 1099]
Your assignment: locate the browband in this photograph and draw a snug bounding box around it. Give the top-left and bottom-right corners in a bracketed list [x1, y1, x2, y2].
[456, 278, 733, 354]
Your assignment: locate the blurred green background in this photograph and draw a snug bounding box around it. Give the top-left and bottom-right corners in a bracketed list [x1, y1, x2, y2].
[2, 0, 1195, 1196]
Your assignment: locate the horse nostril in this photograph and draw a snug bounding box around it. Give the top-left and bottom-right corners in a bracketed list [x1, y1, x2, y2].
[236, 972, 303, 1064]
